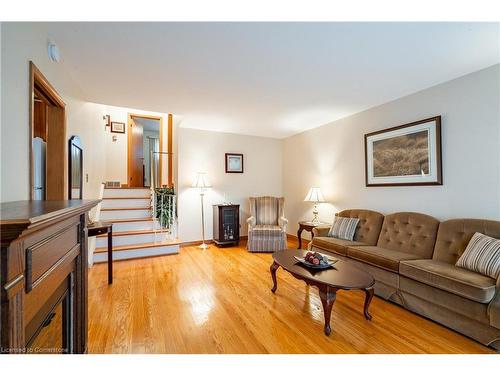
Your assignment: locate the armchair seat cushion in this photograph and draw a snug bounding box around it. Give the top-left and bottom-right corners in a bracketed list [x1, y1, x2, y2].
[312, 237, 366, 256]
[400, 259, 497, 303]
[347, 245, 421, 272]
[251, 224, 284, 236]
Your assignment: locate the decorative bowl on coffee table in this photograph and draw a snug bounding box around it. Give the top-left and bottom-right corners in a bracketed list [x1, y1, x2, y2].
[293, 251, 338, 269]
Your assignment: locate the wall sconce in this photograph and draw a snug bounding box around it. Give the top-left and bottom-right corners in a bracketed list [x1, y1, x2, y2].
[103, 115, 111, 130]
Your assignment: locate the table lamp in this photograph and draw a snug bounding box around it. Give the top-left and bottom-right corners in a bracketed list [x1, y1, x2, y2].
[304, 187, 325, 224]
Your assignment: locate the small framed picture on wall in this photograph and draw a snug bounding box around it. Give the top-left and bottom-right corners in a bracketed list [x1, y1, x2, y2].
[111, 121, 126, 133]
[225, 153, 244, 173]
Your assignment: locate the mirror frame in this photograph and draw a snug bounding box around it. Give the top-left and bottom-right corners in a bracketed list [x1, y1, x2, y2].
[68, 135, 83, 200]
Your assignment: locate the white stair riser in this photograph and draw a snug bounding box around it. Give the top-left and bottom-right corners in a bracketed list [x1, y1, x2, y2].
[103, 188, 150, 198]
[96, 232, 168, 247]
[110, 220, 159, 232]
[101, 209, 151, 220]
[101, 198, 151, 209]
[93, 244, 179, 263]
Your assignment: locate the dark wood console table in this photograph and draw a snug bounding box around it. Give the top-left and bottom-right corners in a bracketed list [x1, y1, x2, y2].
[87, 221, 113, 284]
[1, 200, 99, 354]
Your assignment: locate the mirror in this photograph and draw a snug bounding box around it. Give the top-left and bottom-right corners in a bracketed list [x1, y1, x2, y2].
[68, 135, 83, 199]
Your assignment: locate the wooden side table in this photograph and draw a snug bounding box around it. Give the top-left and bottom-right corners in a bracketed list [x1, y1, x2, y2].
[88, 221, 113, 284]
[297, 221, 329, 249]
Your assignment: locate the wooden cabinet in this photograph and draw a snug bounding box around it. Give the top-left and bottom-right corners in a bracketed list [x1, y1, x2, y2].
[212, 204, 240, 247]
[0, 200, 99, 354]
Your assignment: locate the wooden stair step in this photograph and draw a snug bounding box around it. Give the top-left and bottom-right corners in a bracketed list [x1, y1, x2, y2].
[107, 218, 154, 223]
[96, 229, 169, 238]
[102, 197, 150, 200]
[95, 240, 181, 253]
[101, 207, 150, 211]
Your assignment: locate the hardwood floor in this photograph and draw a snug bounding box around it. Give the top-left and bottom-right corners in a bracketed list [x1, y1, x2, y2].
[88, 240, 494, 354]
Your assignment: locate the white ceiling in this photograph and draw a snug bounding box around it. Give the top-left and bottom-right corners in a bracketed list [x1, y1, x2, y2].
[42, 22, 499, 138]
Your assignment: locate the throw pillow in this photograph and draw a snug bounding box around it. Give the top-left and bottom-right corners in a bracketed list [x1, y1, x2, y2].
[456, 232, 500, 279]
[327, 216, 360, 241]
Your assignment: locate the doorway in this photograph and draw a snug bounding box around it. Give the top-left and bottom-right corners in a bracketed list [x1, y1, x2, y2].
[29, 62, 67, 200]
[127, 114, 163, 188]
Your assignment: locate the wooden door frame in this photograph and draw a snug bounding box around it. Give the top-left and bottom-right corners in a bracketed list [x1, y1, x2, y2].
[29, 61, 67, 200]
[127, 113, 163, 188]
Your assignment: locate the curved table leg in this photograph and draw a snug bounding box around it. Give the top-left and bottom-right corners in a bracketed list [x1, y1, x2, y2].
[297, 228, 303, 249]
[270, 261, 280, 293]
[318, 285, 337, 336]
[363, 287, 374, 320]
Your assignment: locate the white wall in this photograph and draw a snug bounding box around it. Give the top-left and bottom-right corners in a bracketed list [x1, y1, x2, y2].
[283, 64, 500, 240]
[177, 128, 283, 242]
[1, 23, 89, 202]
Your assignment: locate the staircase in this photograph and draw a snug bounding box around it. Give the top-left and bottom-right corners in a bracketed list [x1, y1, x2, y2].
[93, 187, 180, 262]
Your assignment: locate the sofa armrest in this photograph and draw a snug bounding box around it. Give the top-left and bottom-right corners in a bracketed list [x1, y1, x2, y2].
[278, 216, 288, 229]
[312, 225, 331, 237]
[247, 216, 256, 229]
[489, 276, 500, 329]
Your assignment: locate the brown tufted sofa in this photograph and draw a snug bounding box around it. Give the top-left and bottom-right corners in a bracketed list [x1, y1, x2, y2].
[310, 210, 500, 350]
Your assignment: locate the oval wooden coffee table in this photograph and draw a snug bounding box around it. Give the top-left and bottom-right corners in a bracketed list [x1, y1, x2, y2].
[270, 249, 375, 336]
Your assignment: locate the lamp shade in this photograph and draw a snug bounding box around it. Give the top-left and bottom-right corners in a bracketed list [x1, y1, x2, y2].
[192, 172, 212, 189]
[304, 187, 325, 202]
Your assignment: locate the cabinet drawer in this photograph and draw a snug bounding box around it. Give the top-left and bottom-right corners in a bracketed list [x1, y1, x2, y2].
[26, 224, 79, 292]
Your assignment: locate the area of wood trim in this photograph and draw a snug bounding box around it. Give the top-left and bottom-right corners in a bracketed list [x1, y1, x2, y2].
[167, 113, 173, 187]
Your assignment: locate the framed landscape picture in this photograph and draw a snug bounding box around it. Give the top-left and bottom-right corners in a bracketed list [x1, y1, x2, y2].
[225, 153, 244, 173]
[365, 116, 442, 186]
[111, 121, 126, 133]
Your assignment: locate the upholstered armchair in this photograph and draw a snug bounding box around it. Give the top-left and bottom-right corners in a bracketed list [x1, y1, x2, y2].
[246, 196, 288, 252]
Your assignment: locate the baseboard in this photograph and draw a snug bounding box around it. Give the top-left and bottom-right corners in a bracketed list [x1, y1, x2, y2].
[180, 239, 214, 247]
[287, 233, 310, 243]
[180, 236, 248, 248]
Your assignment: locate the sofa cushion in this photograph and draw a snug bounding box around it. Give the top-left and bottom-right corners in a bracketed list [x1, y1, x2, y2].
[347, 245, 421, 272]
[400, 259, 496, 303]
[327, 217, 359, 240]
[312, 237, 366, 256]
[337, 209, 384, 245]
[433, 219, 500, 265]
[376, 212, 439, 258]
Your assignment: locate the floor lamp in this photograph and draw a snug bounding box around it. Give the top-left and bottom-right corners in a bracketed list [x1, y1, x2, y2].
[192, 172, 212, 249]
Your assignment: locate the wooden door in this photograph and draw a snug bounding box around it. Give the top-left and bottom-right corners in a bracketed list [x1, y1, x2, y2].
[127, 120, 144, 187]
[29, 62, 67, 200]
[46, 106, 67, 199]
